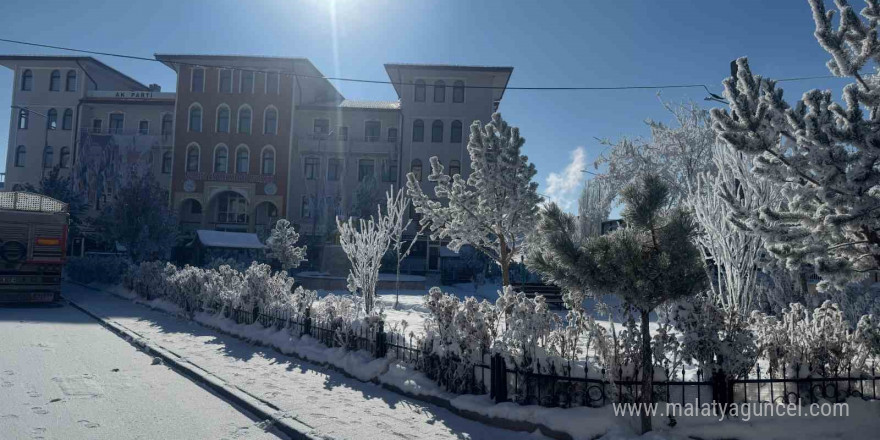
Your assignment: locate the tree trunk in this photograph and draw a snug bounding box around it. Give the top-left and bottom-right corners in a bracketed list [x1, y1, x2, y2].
[500, 258, 510, 287]
[395, 259, 401, 309]
[639, 308, 653, 434]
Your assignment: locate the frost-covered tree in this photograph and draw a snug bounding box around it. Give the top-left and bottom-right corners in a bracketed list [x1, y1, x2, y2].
[23, 166, 88, 239]
[595, 100, 716, 206]
[265, 219, 307, 271]
[711, 0, 880, 291]
[384, 186, 423, 308]
[350, 175, 382, 219]
[336, 204, 393, 315]
[529, 175, 705, 434]
[407, 113, 542, 287]
[577, 178, 615, 240]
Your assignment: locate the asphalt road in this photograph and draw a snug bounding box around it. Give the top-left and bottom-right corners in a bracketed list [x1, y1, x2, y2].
[0, 301, 282, 440]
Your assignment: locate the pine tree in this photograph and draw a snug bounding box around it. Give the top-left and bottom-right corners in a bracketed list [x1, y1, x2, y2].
[265, 219, 307, 271]
[710, 0, 880, 291]
[529, 174, 705, 434]
[406, 113, 541, 287]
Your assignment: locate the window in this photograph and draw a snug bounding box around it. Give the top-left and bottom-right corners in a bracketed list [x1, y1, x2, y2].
[266, 72, 279, 94]
[219, 69, 232, 93]
[162, 151, 172, 174]
[237, 107, 251, 134]
[449, 160, 461, 176]
[216, 106, 230, 133]
[217, 192, 248, 224]
[235, 147, 249, 173]
[47, 109, 57, 130]
[365, 121, 381, 142]
[451, 120, 462, 143]
[109, 113, 124, 134]
[49, 70, 61, 91]
[161, 114, 173, 137]
[337, 126, 349, 141]
[18, 109, 28, 129]
[387, 127, 398, 143]
[139, 120, 149, 135]
[59, 147, 70, 168]
[240, 70, 254, 93]
[434, 80, 445, 103]
[66, 71, 77, 92]
[191, 201, 202, 215]
[186, 145, 200, 172]
[21, 70, 32, 91]
[261, 148, 275, 175]
[14, 145, 25, 167]
[264, 108, 277, 135]
[43, 146, 53, 168]
[304, 157, 319, 180]
[382, 159, 397, 182]
[62, 109, 73, 130]
[411, 159, 423, 181]
[327, 158, 341, 181]
[414, 79, 426, 102]
[192, 68, 204, 92]
[358, 159, 375, 182]
[453, 80, 464, 103]
[431, 120, 443, 143]
[301, 196, 312, 219]
[214, 145, 228, 173]
[189, 105, 202, 132]
[91, 119, 102, 134]
[313, 118, 330, 135]
[412, 119, 424, 142]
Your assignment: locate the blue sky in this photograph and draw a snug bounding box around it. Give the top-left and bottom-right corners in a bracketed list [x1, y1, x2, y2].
[0, 0, 853, 209]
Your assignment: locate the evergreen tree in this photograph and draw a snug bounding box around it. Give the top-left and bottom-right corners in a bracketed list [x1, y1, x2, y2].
[265, 219, 307, 271]
[406, 113, 541, 287]
[529, 174, 705, 434]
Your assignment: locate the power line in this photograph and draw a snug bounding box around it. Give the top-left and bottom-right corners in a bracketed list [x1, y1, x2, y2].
[0, 37, 842, 95]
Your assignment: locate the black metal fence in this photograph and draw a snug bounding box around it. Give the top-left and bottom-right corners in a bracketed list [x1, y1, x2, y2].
[172, 297, 880, 409]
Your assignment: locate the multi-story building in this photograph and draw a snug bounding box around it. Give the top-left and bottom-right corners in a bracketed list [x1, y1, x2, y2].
[3, 54, 513, 271]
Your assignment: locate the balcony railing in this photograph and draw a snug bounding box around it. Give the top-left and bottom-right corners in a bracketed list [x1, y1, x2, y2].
[300, 134, 396, 143]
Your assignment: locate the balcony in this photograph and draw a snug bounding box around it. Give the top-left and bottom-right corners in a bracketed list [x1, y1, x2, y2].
[301, 133, 396, 144]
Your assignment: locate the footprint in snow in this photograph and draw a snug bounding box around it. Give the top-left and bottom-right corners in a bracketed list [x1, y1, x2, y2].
[78, 419, 100, 429]
[3, 370, 13, 375]
[30, 407, 48, 415]
[0, 414, 18, 419]
[1, 380, 13, 388]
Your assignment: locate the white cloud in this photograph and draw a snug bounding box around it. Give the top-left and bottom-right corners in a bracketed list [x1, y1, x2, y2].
[544, 147, 587, 211]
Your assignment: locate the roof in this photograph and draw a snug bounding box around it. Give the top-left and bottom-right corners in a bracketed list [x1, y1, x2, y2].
[383, 63, 514, 104]
[0, 55, 149, 91]
[339, 99, 400, 110]
[195, 230, 266, 249]
[384, 63, 514, 73]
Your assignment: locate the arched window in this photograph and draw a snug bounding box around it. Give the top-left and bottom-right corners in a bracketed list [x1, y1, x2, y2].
[411, 159, 423, 181]
[214, 145, 228, 173]
[240, 71, 254, 93]
[449, 160, 461, 177]
[216, 105, 230, 133]
[264, 107, 277, 135]
[14, 145, 25, 167]
[43, 146, 53, 168]
[62, 109, 73, 130]
[21, 70, 32, 91]
[189, 105, 202, 132]
[47, 109, 57, 130]
[237, 106, 252, 134]
[236, 146, 250, 174]
[191, 68, 205, 92]
[18, 109, 28, 129]
[186, 144, 200, 172]
[414, 79, 426, 102]
[450, 120, 463, 143]
[162, 151, 172, 174]
[261, 147, 275, 175]
[453, 80, 465, 103]
[49, 70, 61, 91]
[412, 119, 424, 142]
[59, 147, 70, 168]
[431, 120, 443, 143]
[434, 80, 445, 103]
[219, 69, 232, 93]
[66, 70, 77, 92]
[161, 114, 173, 137]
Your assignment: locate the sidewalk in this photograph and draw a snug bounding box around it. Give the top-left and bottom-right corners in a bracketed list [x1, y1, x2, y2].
[62, 283, 545, 440]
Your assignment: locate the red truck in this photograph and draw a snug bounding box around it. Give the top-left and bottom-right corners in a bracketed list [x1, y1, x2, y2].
[0, 192, 69, 303]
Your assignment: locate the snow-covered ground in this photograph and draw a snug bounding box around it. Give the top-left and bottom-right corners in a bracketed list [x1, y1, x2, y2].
[62, 283, 549, 440]
[0, 302, 280, 440]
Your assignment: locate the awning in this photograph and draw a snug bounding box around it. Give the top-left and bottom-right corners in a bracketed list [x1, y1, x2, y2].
[195, 230, 266, 249]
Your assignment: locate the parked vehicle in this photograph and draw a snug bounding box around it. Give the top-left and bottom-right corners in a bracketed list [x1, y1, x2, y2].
[0, 192, 69, 303]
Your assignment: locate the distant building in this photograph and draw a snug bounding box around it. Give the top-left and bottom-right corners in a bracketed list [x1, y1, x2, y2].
[601, 218, 624, 235]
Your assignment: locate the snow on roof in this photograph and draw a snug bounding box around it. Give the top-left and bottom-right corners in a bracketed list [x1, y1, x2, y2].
[196, 230, 266, 249]
[339, 99, 401, 110]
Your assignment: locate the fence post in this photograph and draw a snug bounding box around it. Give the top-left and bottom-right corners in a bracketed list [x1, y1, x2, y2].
[491, 353, 508, 404]
[711, 368, 731, 407]
[303, 307, 312, 337]
[375, 319, 387, 358]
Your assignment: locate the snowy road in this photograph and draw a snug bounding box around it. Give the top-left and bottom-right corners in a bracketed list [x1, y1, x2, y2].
[0, 301, 282, 440]
[63, 283, 547, 440]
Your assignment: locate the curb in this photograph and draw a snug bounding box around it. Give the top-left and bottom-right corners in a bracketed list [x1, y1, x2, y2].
[66, 282, 575, 440]
[64, 291, 322, 440]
